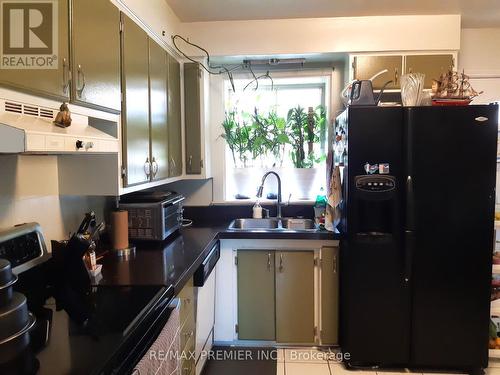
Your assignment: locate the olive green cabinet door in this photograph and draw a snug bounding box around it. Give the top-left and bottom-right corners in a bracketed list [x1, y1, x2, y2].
[0, 0, 70, 99]
[354, 55, 402, 89]
[71, 0, 120, 111]
[405, 54, 454, 89]
[237, 250, 276, 341]
[183, 62, 202, 174]
[167, 53, 182, 177]
[276, 251, 315, 344]
[321, 247, 339, 345]
[121, 15, 150, 186]
[148, 39, 168, 181]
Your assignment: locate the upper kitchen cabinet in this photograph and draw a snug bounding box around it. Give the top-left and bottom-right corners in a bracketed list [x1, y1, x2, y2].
[167, 53, 183, 177]
[0, 0, 70, 100]
[149, 39, 169, 181]
[353, 55, 402, 90]
[184, 62, 202, 174]
[121, 14, 150, 186]
[184, 62, 210, 177]
[405, 54, 455, 89]
[71, 0, 121, 112]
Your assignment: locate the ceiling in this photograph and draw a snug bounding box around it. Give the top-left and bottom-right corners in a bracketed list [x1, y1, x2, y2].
[166, 0, 500, 28]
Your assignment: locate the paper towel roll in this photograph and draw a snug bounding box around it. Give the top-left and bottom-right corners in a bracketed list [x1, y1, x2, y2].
[111, 210, 129, 250]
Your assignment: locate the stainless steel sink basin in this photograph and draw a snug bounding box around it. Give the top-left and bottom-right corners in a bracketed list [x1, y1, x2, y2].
[229, 218, 280, 230]
[228, 218, 317, 231]
[281, 218, 316, 230]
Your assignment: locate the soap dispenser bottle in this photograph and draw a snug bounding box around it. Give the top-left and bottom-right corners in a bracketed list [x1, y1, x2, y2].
[253, 201, 263, 218]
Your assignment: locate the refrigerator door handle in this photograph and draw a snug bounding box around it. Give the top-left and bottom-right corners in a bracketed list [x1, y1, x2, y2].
[404, 174, 415, 284]
[404, 230, 415, 283]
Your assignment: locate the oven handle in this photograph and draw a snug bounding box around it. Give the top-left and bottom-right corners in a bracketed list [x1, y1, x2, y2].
[162, 197, 186, 208]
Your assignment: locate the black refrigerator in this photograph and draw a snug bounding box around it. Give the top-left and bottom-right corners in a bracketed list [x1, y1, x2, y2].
[338, 105, 498, 373]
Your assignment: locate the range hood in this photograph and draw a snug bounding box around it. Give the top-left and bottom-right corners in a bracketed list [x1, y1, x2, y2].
[0, 97, 119, 154]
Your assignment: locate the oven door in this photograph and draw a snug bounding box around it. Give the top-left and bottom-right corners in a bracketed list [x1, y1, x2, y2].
[133, 298, 181, 375]
[100, 286, 176, 375]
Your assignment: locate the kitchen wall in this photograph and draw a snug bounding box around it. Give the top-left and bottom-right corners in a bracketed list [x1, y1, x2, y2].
[458, 28, 500, 203]
[459, 28, 500, 104]
[0, 155, 110, 250]
[180, 15, 460, 56]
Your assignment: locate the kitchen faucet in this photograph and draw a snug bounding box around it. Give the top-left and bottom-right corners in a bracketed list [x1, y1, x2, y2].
[256, 171, 283, 218]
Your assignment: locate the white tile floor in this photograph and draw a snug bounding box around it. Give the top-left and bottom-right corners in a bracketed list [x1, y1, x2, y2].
[276, 349, 500, 375]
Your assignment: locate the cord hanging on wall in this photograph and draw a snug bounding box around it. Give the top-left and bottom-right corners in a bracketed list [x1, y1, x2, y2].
[243, 70, 274, 92]
[171, 34, 304, 93]
[172, 34, 242, 92]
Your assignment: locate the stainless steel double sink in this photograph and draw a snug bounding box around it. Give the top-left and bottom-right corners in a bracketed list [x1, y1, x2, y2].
[227, 218, 317, 232]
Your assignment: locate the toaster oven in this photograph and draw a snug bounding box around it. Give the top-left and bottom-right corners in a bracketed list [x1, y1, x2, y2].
[119, 191, 185, 241]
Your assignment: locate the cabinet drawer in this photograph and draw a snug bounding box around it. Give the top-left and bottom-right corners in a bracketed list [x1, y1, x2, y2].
[180, 312, 195, 353]
[179, 279, 194, 325]
[180, 335, 195, 375]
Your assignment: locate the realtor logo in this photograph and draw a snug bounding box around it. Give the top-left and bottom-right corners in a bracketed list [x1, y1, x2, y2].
[0, 0, 58, 69]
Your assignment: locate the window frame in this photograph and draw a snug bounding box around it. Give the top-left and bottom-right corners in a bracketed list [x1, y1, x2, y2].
[219, 71, 333, 202]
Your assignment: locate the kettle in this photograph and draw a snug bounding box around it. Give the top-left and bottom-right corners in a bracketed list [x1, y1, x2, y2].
[349, 79, 393, 106]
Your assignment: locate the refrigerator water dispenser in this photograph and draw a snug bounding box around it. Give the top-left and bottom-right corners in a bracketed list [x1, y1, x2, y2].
[354, 175, 397, 235]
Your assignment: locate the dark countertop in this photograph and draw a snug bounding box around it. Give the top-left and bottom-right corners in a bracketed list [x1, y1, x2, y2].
[97, 222, 340, 292]
[30, 222, 340, 375]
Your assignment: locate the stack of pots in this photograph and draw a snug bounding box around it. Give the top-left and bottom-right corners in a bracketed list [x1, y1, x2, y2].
[0, 259, 36, 365]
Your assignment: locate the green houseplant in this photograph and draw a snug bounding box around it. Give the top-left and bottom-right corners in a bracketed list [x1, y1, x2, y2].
[287, 106, 308, 168]
[221, 105, 326, 169]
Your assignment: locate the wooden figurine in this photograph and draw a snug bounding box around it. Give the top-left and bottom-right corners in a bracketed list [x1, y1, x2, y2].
[53, 102, 72, 128]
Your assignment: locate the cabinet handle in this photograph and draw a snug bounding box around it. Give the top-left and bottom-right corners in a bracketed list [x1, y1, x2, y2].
[76, 64, 86, 97]
[144, 157, 151, 177]
[279, 254, 283, 272]
[333, 255, 337, 273]
[188, 155, 193, 171]
[394, 67, 398, 85]
[267, 253, 271, 271]
[62, 58, 70, 94]
[151, 157, 158, 178]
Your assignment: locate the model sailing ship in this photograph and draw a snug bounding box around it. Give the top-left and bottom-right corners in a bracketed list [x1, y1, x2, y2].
[432, 69, 482, 105]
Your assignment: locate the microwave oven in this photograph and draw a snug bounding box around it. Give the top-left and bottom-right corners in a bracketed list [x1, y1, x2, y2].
[119, 191, 185, 241]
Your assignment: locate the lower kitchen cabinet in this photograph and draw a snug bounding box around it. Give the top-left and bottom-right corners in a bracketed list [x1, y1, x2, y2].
[179, 278, 196, 375]
[276, 251, 315, 344]
[320, 246, 339, 344]
[237, 250, 276, 340]
[216, 240, 339, 346]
